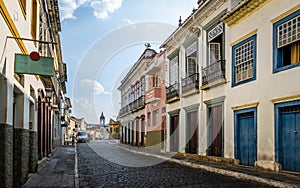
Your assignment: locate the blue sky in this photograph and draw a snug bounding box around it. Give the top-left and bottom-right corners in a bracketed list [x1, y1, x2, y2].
[59, 0, 197, 123]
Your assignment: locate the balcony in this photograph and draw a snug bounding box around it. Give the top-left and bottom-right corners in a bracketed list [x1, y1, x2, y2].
[166, 82, 180, 103]
[119, 105, 130, 117]
[201, 60, 226, 90]
[129, 95, 145, 112]
[146, 60, 160, 75]
[146, 87, 161, 103]
[181, 73, 199, 97]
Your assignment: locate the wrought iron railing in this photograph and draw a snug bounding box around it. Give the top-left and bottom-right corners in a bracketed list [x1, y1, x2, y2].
[128, 95, 145, 112]
[181, 73, 199, 94]
[119, 105, 129, 117]
[202, 60, 225, 86]
[166, 82, 180, 101]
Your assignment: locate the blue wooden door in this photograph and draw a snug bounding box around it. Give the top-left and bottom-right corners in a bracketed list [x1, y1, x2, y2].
[237, 112, 256, 166]
[279, 106, 300, 172]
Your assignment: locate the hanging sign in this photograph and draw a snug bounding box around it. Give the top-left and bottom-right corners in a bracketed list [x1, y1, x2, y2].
[15, 53, 54, 76]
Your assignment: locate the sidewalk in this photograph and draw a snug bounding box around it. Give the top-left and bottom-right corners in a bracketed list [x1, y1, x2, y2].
[119, 143, 300, 188]
[21, 142, 300, 188]
[22, 145, 75, 188]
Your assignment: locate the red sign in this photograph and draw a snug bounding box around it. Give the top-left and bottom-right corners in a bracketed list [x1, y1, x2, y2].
[29, 51, 40, 61]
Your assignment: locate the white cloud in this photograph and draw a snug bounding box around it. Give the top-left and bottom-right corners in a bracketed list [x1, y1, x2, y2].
[90, 0, 122, 19]
[123, 18, 135, 25]
[59, 0, 123, 21]
[60, 0, 78, 20]
[80, 79, 109, 95]
[73, 97, 93, 109]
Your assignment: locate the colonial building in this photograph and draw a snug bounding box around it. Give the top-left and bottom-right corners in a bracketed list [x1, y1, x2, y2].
[145, 50, 167, 151]
[161, 0, 300, 173]
[222, 0, 300, 172]
[118, 48, 156, 147]
[109, 118, 120, 139]
[0, 0, 67, 187]
[161, 0, 229, 156]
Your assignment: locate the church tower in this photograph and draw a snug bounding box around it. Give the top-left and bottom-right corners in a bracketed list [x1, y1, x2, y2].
[100, 112, 105, 126]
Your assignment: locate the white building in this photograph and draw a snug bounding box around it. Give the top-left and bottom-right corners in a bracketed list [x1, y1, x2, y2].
[162, 0, 300, 172]
[118, 48, 156, 147]
[0, 0, 67, 186]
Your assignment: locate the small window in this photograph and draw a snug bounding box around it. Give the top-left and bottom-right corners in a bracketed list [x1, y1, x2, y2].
[209, 43, 221, 65]
[153, 109, 159, 126]
[232, 34, 257, 87]
[147, 112, 151, 127]
[273, 10, 300, 73]
[155, 74, 160, 87]
[169, 55, 179, 85]
[186, 57, 197, 77]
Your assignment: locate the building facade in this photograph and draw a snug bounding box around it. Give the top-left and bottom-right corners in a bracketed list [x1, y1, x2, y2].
[109, 119, 120, 139]
[161, 0, 229, 157]
[145, 50, 167, 150]
[160, 0, 300, 173]
[222, 0, 300, 171]
[118, 48, 156, 147]
[0, 0, 67, 187]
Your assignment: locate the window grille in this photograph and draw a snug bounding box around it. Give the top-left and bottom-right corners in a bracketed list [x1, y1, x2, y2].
[234, 39, 254, 83]
[277, 15, 300, 48]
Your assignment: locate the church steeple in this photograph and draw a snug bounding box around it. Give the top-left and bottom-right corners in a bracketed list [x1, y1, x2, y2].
[100, 112, 105, 126]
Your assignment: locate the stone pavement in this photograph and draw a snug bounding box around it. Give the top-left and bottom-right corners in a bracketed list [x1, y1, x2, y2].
[21, 141, 300, 188]
[22, 145, 75, 188]
[118, 142, 300, 188]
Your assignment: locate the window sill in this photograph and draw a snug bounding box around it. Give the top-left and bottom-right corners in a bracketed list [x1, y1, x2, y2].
[273, 62, 300, 74]
[232, 77, 256, 88]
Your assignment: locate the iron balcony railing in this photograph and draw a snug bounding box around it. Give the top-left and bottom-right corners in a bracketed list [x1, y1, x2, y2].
[137, 95, 145, 108]
[119, 105, 129, 117]
[166, 82, 180, 101]
[181, 73, 199, 94]
[202, 60, 226, 86]
[128, 95, 145, 111]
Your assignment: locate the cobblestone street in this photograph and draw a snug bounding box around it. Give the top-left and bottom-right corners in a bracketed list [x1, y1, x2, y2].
[77, 140, 274, 187]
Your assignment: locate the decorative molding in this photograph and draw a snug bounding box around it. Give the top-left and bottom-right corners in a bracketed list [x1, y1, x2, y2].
[230, 29, 258, 46]
[271, 4, 300, 23]
[231, 102, 259, 111]
[204, 96, 226, 105]
[221, 0, 271, 27]
[161, 0, 228, 48]
[183, 103, 200, 111]
[271, 94, 300, 104]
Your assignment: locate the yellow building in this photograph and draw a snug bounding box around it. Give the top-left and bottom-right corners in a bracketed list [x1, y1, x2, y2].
[109, 119, 120, 139]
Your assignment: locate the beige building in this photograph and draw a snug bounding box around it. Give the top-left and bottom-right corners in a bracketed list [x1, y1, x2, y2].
[118, 48, 156, 147]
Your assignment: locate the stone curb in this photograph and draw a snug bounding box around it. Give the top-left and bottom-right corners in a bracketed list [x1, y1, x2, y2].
[118, 146, 297, 188]
[74, 143, 79, 188]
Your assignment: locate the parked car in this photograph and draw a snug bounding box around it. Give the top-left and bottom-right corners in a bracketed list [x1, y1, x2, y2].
[77, 130, 89, 143]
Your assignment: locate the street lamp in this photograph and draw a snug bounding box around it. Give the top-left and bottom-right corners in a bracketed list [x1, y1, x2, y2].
[45, 88, 53, 105]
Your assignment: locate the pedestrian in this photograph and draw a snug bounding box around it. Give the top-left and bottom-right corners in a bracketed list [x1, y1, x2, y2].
[72, 134, 75, 145]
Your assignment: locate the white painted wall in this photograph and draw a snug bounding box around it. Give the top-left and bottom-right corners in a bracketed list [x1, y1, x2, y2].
[225, 0, 300, 166]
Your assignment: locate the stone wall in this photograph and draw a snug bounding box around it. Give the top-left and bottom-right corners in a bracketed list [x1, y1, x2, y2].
[0, 123, 13, 188]
[13, 128, 29, 188]
[28, 131, 37, 173]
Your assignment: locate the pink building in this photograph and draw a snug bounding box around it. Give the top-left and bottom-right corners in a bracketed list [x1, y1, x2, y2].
[145, 50, 167, 151]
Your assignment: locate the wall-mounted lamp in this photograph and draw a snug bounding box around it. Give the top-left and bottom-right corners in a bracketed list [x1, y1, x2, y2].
[45, 88, 53, 105]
